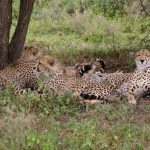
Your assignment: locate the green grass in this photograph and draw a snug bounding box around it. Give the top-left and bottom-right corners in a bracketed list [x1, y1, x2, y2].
[1, 87, 150, 149]
[9, 1, 150, 69]
[2, 0, 150, 149]
[11, 0, 150, 65]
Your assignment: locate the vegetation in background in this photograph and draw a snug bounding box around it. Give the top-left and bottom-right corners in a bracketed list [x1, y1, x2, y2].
[25, 0, 150, 66]
[1, 0, 150, 149]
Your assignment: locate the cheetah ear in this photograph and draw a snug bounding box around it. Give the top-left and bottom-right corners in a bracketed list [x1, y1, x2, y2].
[130, 51, 135, 57]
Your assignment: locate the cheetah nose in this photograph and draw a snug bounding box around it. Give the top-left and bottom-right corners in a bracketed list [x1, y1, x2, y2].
[140, 60, 144, 63]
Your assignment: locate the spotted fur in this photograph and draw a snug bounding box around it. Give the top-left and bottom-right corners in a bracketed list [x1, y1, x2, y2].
[0, 55, 55, 95]
[117, 49, 150, 104]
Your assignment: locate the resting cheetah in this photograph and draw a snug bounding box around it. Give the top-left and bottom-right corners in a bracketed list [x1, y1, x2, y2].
[72, 59, 108, 83]
[36, 57, 126, 102]
[38, 49, 150, 104]
[62, 59, 106, 84]
[78, 49, 150, 104]
[117, 49, 150, 104]
[81, 49, 150, 86]
[0, 55, 55, 95]
[76, 49, 150, 103]
[77, 49, 150, 103]
[38, 60, 118, 103]
[117, 68, 150, 104]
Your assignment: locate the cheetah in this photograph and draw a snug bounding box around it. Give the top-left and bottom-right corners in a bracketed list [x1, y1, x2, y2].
[117, 49, 150, 104]
[61, 58, 106, 84]
[0, 55, 56, 95]
[39, 49, 150, 104]
[81, 49, 150, 86]
[36, 58, 122, 103]
[65, 58, 105, 79]
[37, 60, 118, 103]
[77, 49, 150, 104]
[76, 49, 150, 104]
[75, 49, 150, 103]
[117, 68, 150, 104]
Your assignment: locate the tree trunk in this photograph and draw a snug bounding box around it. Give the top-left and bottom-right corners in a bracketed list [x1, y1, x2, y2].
[140, 0, 149, 16]
[8, 0, 35, 63]
[0, 0, 12, 69]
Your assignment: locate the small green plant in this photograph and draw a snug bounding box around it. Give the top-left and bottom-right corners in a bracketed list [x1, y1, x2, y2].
[26, 131, 57, 150]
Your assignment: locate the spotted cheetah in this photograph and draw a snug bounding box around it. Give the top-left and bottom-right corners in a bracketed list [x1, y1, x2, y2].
[37, 60, 132, 104]
[81, 49, 150, 86]
[117, 68, 150, 104]
[0, 55, 55, 95]
[117, 49, 150, 104]
[75, 49, 150, 103]
[71, 59, 108, 83]
[78, 49, 150, 104]
[38, 49, 150, 104]
[38, 60, 118, 103]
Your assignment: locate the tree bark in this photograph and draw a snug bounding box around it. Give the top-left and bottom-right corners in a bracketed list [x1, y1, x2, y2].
[140, 0, 149, 16]
[8, 0, 35, 63]
[0, 0, 12, 69]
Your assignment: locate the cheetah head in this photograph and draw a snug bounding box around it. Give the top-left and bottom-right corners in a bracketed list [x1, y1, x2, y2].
[130, 49, 150, 69]
[36, 55, 64, 78]
[20, 45, 44, 61]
